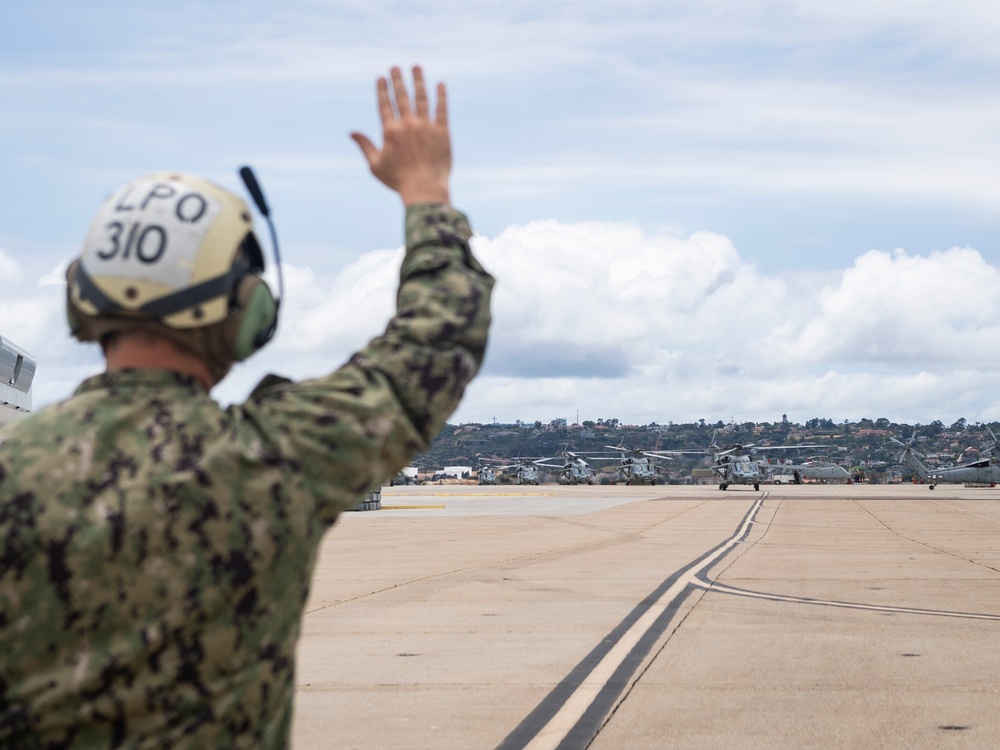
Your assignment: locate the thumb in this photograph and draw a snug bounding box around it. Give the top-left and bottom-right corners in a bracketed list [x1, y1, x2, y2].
[350, 132, 379, 166]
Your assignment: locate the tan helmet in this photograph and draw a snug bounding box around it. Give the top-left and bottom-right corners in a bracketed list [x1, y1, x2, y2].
[66, 172, 277, 382]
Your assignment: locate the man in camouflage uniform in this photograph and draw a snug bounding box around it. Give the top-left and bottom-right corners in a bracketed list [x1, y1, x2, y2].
[0, 66, 493, 747]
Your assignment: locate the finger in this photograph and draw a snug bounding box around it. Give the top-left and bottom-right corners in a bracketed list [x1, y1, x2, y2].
[390, 66, 411, 118]
[412, 65, 429, 119]
[376, 76, 394, 126]
[435, 82, 448, 128]
[350, 132, 379, 165]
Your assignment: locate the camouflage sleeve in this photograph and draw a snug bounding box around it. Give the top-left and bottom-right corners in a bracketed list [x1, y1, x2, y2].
[241, 204, 494, 521]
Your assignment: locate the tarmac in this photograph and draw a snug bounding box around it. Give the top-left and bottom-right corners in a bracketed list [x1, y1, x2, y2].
[291, 483, 1000, 749]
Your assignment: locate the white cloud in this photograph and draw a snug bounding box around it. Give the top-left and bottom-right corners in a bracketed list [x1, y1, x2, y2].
[9, 219, 1000, 426]
[0, 249, 23, 285]
[452, 221, 1000, 425]
[769, 247, 1000, 367]
[39, 260, 68, 287]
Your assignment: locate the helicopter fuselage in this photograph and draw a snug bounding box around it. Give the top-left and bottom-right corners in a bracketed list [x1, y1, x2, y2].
[715, 455, 763, 490]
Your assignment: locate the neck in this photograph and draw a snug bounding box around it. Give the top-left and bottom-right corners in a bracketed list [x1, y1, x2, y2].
[104, 331, 215, 392]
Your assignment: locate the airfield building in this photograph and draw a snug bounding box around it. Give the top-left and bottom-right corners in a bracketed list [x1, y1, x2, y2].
[0, 335, 37, 426]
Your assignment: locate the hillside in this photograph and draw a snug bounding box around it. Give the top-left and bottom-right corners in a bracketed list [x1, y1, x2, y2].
[412, 417, 997, 484]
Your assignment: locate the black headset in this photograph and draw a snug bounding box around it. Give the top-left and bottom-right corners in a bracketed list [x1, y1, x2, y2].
[237, 166, 283, 352]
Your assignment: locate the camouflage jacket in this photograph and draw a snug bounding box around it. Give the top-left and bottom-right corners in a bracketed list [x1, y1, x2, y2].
[0, 205, 493, 748]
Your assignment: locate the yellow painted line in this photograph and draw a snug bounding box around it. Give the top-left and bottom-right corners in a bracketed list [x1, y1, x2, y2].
[387, 492, 556, 497]
[381, 504, 447, 510]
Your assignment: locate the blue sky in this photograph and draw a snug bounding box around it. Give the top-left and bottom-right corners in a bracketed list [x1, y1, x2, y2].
[4, 1, 1000, 426]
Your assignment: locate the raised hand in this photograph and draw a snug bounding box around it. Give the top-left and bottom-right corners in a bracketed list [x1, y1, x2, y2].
[351, 66, 452, 207]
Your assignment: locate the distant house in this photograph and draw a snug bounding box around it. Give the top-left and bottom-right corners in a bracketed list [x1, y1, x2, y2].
[0, 335, 36, 426]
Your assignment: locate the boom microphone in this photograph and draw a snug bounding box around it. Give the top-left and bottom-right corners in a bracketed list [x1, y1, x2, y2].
[239, 165, 284, 344]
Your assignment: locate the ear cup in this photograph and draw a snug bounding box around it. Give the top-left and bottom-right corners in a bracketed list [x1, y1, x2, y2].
[231, 275, 277, 360]
[64, 260, 87, 339]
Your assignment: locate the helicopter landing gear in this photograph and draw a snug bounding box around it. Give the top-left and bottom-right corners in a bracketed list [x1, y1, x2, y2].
[719, 482, 728, 491]
[754, 483, 760, 491]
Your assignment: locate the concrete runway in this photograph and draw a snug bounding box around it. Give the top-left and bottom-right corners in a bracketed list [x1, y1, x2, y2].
[291, 483, 1000, 749]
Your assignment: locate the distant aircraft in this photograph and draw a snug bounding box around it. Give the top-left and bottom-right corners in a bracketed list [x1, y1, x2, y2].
[389, 466, 420, 486]
[893, 432, 1000, 490]
[769, 457, 851, 484]
[535, 449, 595, 485]
[652, 431, 833, 491]
[600, 443, 666, 486]
[796, 459, 851, 483]
[492, 458, 541, 486]
[477, 463, 499, 485]
[710, 451, 768, 491]
[604, 445, 665, 485]
[482, 452, 585, 486]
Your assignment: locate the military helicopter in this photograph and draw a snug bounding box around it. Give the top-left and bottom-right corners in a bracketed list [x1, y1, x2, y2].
[768, 456, 852, 484]
[389, 466, 421, 486]
[652, 431, 832, 491]
[700, 449, 768, 491]
[476, 462, 499, 485]
[489, 457, 542, 486]
[476, 457, 538, 484]
[534, 448, 595, 485]
[598, 443, 667, 486]
[893, 429, 1000, 489]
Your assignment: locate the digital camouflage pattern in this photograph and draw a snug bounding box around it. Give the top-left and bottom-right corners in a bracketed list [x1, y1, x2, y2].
[0, 205, 493, 748]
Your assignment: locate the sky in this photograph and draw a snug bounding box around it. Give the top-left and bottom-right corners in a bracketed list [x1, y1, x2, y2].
[4, 0, 1000, 427]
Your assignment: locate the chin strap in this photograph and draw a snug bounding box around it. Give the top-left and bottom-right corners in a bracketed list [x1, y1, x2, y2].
[74, 261, 247, 320]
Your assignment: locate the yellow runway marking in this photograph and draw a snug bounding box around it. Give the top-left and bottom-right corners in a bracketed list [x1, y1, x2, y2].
[387, 493, 556, 497]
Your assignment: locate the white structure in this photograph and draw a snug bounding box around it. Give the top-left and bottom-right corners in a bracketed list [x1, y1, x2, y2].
[0, 336, 36, 425]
